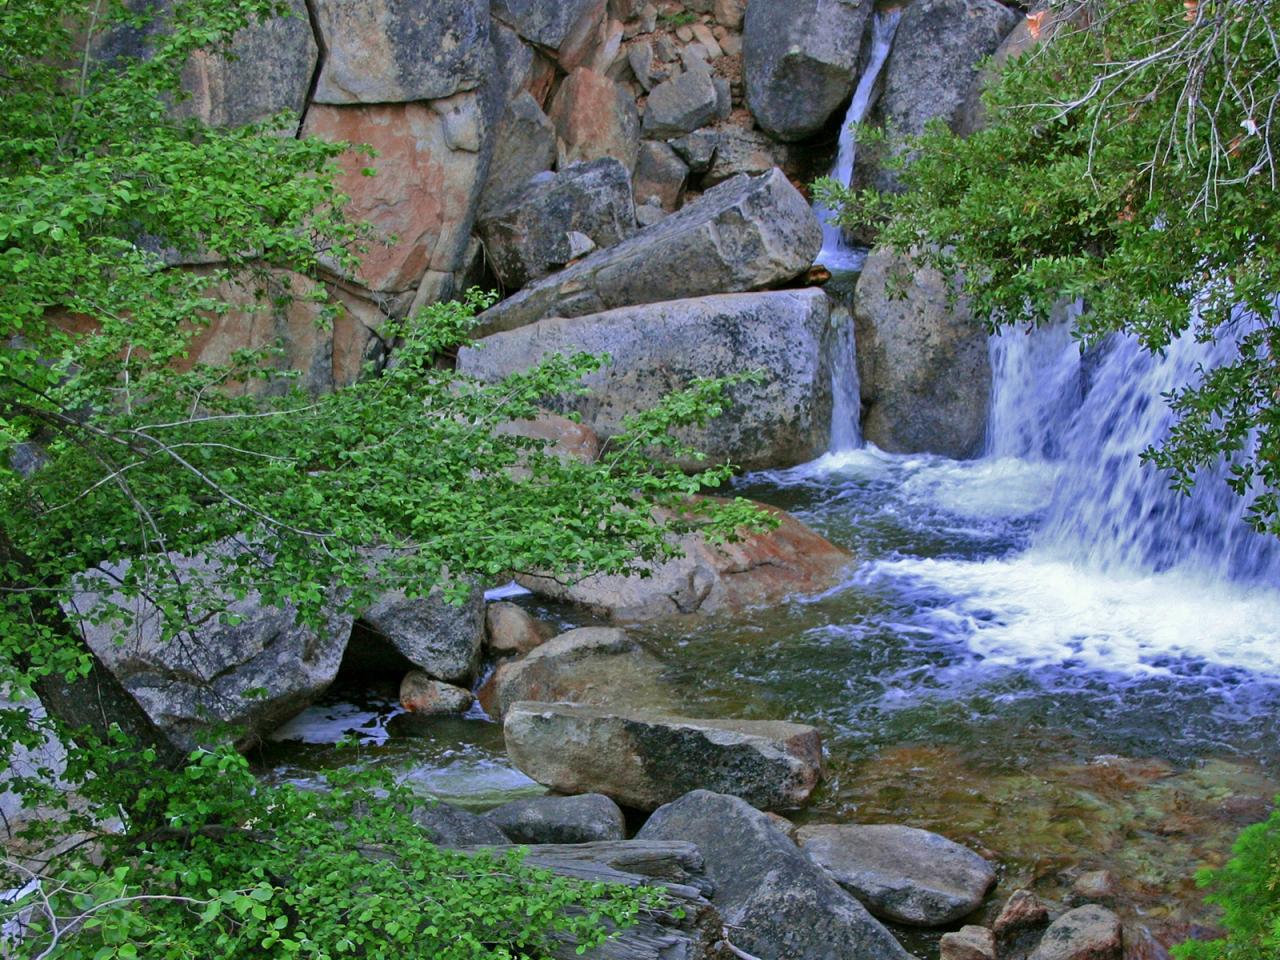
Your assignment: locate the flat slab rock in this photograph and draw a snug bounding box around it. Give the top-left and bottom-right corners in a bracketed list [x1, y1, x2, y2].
[503, 702, 823, 811]
[796, 823, 996, 927]
[475, 168, 820, 336]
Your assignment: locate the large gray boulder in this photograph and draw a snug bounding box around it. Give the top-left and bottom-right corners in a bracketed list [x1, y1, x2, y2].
[857, 0, 1021, 192]
[477, 158, 636, 290]
[479, 627, 675, 719]
[474, 169, 821, 336]
[484, 793, 626, 844]
[361, 585, 485, 684]
[312, 0, 492, 105]
[796, 823, 996, 926]
[411, 801, 510, 845]
[461, 290, 838, 471]
[743, 0, 873, 142]
[477, 92, 558, 217]
[503, 703, 823, 811]
[637, 791, 912, 960]
[70, 554, 352, 752]
[516, 498, 852, 621]
[854, 246, 991, 458]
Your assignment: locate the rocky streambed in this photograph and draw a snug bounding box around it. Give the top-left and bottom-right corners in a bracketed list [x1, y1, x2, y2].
[261, 449, 1280, 960]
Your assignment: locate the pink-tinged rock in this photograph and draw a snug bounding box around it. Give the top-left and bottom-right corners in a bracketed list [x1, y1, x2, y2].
[184, 270, 382, 395]
[548, 68, 640, 172]
[303, 97, 490, 293]
[940, 926, 996, 960]
[311, 0, 490, 105]
[554, 0, 610, 73]
[400, 671, 475, 715]
[1029, 905, 1122, 960]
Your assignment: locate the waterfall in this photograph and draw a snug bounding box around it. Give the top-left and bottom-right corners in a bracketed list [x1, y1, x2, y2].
[814, 7, 903, 272]
[987, 318, 1280, 585]
[829, 304, 862, 451]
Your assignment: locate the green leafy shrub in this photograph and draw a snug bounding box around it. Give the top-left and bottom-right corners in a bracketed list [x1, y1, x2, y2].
[1173, 798, 1280, 960]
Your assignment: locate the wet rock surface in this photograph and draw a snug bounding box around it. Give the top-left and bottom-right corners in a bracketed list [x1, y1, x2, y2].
[637, 791, 912, 960]
[504, 704, 823, 810]
[796, 823, 996, 926]
[484, 793, 626, 844]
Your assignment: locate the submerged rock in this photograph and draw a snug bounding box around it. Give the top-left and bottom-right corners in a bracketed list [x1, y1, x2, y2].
[1029, 905, 1123, 960]
[796, 823, 996, 926]
[516, 498, 852, 621]
[854, 246, 991, 459]
[478, 627, 675, 719]
[743, 0, 872, 141]
[484, 793, 626, 844]
[461, 290, 840, 471]
[995, 889, 1053, 957]
[637, 791, 912, 960]
[504, 703, 823, 810]
[474, 169, 820, 335]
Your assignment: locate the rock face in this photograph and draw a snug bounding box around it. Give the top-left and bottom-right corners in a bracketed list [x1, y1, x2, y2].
[175, 0, 317, 128]
[1029, 905, 1123, 960]
[796, 823, 996, 926]
[743, 0, 872, 141]
[492, 0, 603, 51]
[504, 704, 823, 811]
[548, 68, 641, 172]
[477, 92, 558, 216]
[399, 671, 475, 714]
[311, 0, 491, 105]
[70, 554, 352, 751]
[637, 791, 912, 960]
[361, 585, 485, 684]
[484, 793, 626, 844]
[478, 627, 674, 719]
[474, 169, 821, 335]
[854, 246, 991, 458]
[476, 158, 636, 290]
[461, 290, 838, 471]
[302, 94, 495, 293]
[858, 0, 1021, 192]
[517, 499, 852, 621]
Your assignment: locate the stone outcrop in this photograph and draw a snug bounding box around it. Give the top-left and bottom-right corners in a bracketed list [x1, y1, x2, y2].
[548, 68, 641, 172]
[175, 0, 317, 128]
[477, 92, 558, 216]
[474, 169, 821, 336]
[361, 584, 485, 684]
[69, 553, 352, 752]
[461, 290, 838, 471]
[857, 0, 1021, 193]
[478, 627, 674, 719]
[302, 94, 496, 294]
[517, 498, 852, 621]
[476, 158, 636, 290]
[1029, 905, 1123, 960]
[743, 0, 872, 141]
[311, 0, 491, 105]
[637, 791, 912, 960]
[484, 793, 626, 844]
[854, 246, 992, 458]
[503, 703, 823, 810]
[796, 823, 996, 926]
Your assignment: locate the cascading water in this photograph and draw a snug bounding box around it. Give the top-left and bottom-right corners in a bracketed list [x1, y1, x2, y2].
[814, 8, 902, 273]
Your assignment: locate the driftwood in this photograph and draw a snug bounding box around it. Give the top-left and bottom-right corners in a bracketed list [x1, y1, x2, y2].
[457, 840, 726, 960]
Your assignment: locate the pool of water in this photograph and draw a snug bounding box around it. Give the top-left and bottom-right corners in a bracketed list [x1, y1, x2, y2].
[261, 443, 1280, 955]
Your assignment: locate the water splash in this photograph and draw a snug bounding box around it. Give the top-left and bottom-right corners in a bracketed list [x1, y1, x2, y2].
[814, 8, 902, 272]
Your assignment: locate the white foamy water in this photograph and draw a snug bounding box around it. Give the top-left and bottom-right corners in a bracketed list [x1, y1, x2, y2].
[813, 9, 902, 272]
